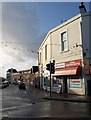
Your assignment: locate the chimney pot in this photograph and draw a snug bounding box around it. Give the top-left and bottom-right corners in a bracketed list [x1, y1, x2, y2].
[79, 2, 87, 13]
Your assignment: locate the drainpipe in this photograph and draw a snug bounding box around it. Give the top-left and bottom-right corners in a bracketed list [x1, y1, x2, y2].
[80, 21, 86, 95]
[79, 2, 87, 95]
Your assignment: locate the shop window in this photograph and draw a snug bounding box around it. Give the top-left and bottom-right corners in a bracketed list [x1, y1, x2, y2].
[53, 80, 59, 87]
[69, 76, 82, 88]
[52, 77, 60, 87]
[44, 77, 47, 86]
[47, 80, 50, 87]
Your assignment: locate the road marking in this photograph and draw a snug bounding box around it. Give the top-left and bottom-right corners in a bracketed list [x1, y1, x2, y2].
[1, 101, 51, 111]
[2, 96, 22, 100]
[1, 103, 33, 111]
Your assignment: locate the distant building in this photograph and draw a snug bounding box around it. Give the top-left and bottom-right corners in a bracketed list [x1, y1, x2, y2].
[6, 68, 17, 83]
[38, 5, 91, 95]
[12, 69, 31, 85]
[12, 67, 39, 86]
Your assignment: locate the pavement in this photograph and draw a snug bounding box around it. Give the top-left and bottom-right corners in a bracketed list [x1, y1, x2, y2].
[26, 85, 91, 103]
[44, 93, 91, 103]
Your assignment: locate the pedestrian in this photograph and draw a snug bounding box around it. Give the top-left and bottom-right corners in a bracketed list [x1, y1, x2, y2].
[57, 82, 62, 94]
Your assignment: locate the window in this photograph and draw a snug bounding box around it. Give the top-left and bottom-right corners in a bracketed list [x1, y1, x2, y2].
[69, 76, 82, 88]
[44, 77, 47, 86]
[45, 45, 47, 60]
[39, 52, 41, 64]
[61, 31, 68, 51]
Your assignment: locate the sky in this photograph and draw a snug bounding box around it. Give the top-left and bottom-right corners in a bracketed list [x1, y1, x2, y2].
[0, 1, 90, 77]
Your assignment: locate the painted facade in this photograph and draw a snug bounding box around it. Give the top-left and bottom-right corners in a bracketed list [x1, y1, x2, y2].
[38, 12, 91, 95]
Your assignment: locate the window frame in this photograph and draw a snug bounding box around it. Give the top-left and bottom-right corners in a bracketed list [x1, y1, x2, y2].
[60, 30, 68, 52]
[39, 52, 41, 64]
[45, 45, 47, 60]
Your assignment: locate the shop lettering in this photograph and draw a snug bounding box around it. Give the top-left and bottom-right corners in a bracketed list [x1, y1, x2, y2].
[65, 60, 81, 67]
[55, 63, 65, 68]
[70, 79, 82, 88]
[55, 60, 81, 69]
[70, 79, 80, 83]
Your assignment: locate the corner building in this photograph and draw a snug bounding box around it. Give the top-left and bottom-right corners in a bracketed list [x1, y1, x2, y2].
[38, 11, 91, 95]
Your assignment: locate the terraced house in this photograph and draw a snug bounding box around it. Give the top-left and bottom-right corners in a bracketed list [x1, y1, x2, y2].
[38, 3, 91, 95]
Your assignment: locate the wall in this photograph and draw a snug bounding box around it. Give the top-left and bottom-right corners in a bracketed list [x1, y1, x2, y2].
[39, 34, 51, 65]
[38, 12, 91, 94]
[89, 13, 91, 60]
[81, 13, 90, 59]
[51, 15, 83, 64]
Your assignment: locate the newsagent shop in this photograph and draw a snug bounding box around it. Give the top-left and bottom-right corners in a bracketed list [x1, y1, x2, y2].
[51, 59, 85, 95]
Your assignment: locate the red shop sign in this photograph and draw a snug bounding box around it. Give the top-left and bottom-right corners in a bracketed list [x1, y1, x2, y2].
[55, 63, 65, 69]
[65, 59, 81, 67]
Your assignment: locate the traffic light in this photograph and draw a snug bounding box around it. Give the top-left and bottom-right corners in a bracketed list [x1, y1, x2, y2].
[51, 62, 55, 74]
[46, 63, 50, 71]
[46, 61, 55, 74]
[32, 66, 39, 74]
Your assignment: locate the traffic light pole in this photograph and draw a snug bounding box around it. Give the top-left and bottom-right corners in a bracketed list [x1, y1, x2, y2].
[46, 60, 55, 98]
[50, 61, 52, 98]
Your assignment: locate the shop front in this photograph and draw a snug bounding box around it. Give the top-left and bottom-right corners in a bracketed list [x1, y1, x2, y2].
[52, 59, 84, 95]
[85, 65, 91, 96]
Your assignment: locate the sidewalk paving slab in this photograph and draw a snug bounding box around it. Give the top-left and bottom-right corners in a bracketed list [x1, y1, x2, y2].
[26, 86, 91, 103]
[43, 93, 91, 103]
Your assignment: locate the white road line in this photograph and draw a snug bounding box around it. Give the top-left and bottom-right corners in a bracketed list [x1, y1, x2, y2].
[2, 96, 22, 100]
[0, 103, 33, 111]
[1, 101, 51, 111]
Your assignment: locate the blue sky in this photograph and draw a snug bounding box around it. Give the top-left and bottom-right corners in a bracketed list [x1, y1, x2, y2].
[0, 2, 90, 77]
[37, 2, 81, 33]
[25, 2, 90, 34]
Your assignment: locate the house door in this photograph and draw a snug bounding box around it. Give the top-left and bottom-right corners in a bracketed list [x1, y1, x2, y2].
[63, 76, 67, 93]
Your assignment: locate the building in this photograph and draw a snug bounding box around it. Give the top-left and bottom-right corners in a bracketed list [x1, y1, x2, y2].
[38, 4, 91, 95]
[6, 68, 17, 83]
[12, 69, 31, 85]
[12, 66, 39, 86]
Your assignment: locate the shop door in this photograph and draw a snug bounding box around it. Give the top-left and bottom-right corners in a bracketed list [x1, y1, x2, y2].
[87, 80, 91, 96]
[63, 76, 67, 93]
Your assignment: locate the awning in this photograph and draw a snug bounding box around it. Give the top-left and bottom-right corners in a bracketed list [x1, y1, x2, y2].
[53, 66, 81, 76]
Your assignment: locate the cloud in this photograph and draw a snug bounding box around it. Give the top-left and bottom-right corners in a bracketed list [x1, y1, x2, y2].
[2, 2, 40, 45]
[1, 2, 42, 76]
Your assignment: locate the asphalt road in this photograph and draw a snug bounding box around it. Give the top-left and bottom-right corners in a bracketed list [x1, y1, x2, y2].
[1, 84, 91, 120]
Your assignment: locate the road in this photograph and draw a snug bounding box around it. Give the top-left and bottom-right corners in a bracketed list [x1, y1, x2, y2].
[1, 84, 91, 120]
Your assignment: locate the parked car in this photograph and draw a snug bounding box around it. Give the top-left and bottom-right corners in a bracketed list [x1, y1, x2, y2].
[12, 80, 18, 85]
[2, 81, 9, 88]
[19, 82, 26, 89]
[17, 80, 21, 85]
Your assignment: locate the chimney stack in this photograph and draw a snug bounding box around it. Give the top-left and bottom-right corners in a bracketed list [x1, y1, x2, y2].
[79, 2, 87, 13]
